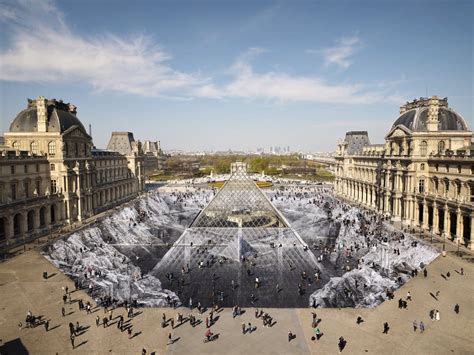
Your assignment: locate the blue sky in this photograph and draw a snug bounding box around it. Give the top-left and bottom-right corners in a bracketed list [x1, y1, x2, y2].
[0, 0, 472, 151]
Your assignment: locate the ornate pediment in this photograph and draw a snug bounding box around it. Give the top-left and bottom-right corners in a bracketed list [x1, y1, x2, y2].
[63, 126, 86, 139]
[385, 124, 412, 140]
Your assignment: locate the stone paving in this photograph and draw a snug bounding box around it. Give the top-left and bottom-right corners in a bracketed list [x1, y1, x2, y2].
[0, 242, 473, 355]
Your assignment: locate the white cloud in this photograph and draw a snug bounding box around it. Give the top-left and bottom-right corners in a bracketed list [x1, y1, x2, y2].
[194, 48, 403, 104]
[0, 2, 402, 105]
[0, 0, 207, 98]
[308, 36, 361, 69]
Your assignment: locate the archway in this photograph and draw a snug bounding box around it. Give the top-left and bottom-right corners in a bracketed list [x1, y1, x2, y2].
[27, 210, 35, 232]
[51, 204, 56, 224]
[13, 213, 23, 236]
[40, 207, 46, 227]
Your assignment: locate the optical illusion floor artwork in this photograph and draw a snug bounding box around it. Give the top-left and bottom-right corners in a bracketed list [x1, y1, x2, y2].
[43, 164, 439, 308]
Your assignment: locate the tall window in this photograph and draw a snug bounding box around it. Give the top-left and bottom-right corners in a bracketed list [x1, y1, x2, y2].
[438, 140, 445, 154]
[24, 164, 27, 173]
[418, 179, 425, 193]
[420, 163, 425, 170]
[420, 141, 427, 156]
[445, 180, 450, 193]
[12, 141, 19, 150]
[11, 183, 17, 200]
[50, 180, 57, 194]
[35, 180, 41, 195]
[10, 165, 15, 174]
[30, 141, 38, 155]
[50, 164, 55, 171]
[48, 141, 56, 156]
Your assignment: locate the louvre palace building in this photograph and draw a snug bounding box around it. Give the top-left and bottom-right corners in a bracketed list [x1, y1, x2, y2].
[335, 96, 474, 250]
[0, 96, 150, 251]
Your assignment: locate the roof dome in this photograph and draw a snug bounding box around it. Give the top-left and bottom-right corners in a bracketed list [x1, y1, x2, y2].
[392, 107, 469, 132]
[9, 98, 88, 135]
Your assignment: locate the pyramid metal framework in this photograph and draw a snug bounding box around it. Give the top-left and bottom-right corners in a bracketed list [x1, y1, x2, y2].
[191, 163, 289, 228]
[153, 163, 320, 307]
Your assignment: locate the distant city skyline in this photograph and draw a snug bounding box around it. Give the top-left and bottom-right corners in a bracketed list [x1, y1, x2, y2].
[0, 0, 472, 151]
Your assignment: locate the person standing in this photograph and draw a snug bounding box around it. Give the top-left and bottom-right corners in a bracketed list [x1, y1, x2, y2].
[383, 322, 389, 334]
[413, 320, 417, 332]
[242, 322, 246, 334]
[128, 327, 133, 339]
[454, 304, 460, 314]
[44, 320, 49, 332]
[96, 315, 100, 327]
[61, 307, 65, 317]
[435, 310, 440, 321]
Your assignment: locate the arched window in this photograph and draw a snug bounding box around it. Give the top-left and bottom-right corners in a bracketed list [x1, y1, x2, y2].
[438, 140, 445, 154]
[48, 141, 56, 156]
[420, 141, 427, 156]
[30, 141, 38, 155]
[12, 141, 19, 150]
[50, 164, 55, 171]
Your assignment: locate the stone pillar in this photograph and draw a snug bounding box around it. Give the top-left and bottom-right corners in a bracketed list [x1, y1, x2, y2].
[5, 215, 14, 242]
[456, 209, 463, 243]
[34, 207, 41, 233]
[443, 206, 450, 238]
[432, 205, 439, 234]
[422, 201, 429, 229]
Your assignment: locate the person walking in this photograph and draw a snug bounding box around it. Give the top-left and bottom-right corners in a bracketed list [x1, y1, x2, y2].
[413, 320, 417, 332]
[423, 269, 427, 277]
[96, 315, 100, 327]
[242, 322, 246, 334]
[454, 304, 460, 314]
[170, 318, 174, 329]
[168, 333, 172, 345]
[338, 336, 346, 353]
[61, 307, 65, 317]
[44, 319, 49, 332]
[70, 334, 75, 349]
[420, 321, 425, 333]
[288, 330, 293, 342]
[435, 310, 440, 321]
[406, 291, 412, 301]
[383, 322, 389, 334]
[128, 327, 133, 339]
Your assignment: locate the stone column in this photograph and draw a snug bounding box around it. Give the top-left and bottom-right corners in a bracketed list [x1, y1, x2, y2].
[422, 200, 429, 229]
[443, 206, 450, 238]
[5, 215, 14, 242]
[432, 205, 439, 234]
[456, 209, 463, 243]
[34, 207, 41, 233]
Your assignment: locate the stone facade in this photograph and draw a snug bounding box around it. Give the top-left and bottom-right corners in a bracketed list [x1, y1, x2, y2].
[0, 149, 64, 247]
[335, 96, 474, 250]
[1, 97, 147, 249]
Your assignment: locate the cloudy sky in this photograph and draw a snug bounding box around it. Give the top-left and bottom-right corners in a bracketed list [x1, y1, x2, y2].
[0, 0, 472, 152]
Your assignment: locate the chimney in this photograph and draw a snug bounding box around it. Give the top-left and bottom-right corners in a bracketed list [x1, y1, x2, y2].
[426, 96, 440, 132]
[36, 96, 47, 132]
[89, 124, 92, 137]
